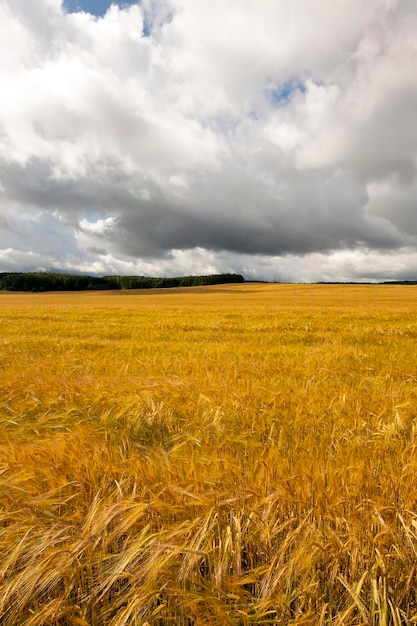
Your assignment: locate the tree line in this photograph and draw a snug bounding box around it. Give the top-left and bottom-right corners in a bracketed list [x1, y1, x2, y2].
[0, 272, 245, 292]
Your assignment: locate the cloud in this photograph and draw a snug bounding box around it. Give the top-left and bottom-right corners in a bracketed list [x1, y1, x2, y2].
[0, 0, 416, 280]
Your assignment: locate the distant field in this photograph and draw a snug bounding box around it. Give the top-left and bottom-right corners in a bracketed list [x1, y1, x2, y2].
[1, 283, 417, 625]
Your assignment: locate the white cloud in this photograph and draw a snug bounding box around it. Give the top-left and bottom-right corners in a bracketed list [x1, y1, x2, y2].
[0, 0, 416, 280]
[79, 216, 117, 234]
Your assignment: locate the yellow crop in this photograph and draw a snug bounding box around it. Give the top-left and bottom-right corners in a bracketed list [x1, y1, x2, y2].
[1, 283, 417, 625]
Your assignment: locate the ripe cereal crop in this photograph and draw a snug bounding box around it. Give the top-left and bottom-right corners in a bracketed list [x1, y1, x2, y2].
[1, 283, 417, 625]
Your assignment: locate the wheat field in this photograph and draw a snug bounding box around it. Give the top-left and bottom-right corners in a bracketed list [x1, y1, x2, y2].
[1, 283, 417, 625]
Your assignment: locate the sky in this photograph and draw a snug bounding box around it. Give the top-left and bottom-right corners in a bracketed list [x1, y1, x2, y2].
[63, 1, 137, 18]
[0, 1, 416, 282]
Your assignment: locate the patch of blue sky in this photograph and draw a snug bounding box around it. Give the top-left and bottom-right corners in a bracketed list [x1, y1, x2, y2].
[63, 1, 138, 18]
[141, 11, 152, 37]
[80, 210, 116, 223]
[268, 78, 307, 107]
[63, 0, 153, 36]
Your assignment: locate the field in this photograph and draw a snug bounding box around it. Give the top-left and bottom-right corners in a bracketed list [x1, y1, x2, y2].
[1, 283, 417, 625]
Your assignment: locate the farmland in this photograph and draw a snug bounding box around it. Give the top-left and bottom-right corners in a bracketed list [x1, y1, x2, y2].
[1, 283, 417, 625]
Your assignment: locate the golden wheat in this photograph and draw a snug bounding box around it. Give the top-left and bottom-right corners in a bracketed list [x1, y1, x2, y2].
[1, 284, 417, 624]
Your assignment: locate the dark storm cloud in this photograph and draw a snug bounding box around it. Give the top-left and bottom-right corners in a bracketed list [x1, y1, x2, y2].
[115, 168, 405, 258]
[1, 155, 406, 262]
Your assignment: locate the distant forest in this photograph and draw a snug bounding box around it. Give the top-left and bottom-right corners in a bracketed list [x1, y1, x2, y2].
[0, 272, 245, 292]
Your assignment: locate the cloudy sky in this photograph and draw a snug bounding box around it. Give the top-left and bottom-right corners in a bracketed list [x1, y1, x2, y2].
[0, 0, 416, 282]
